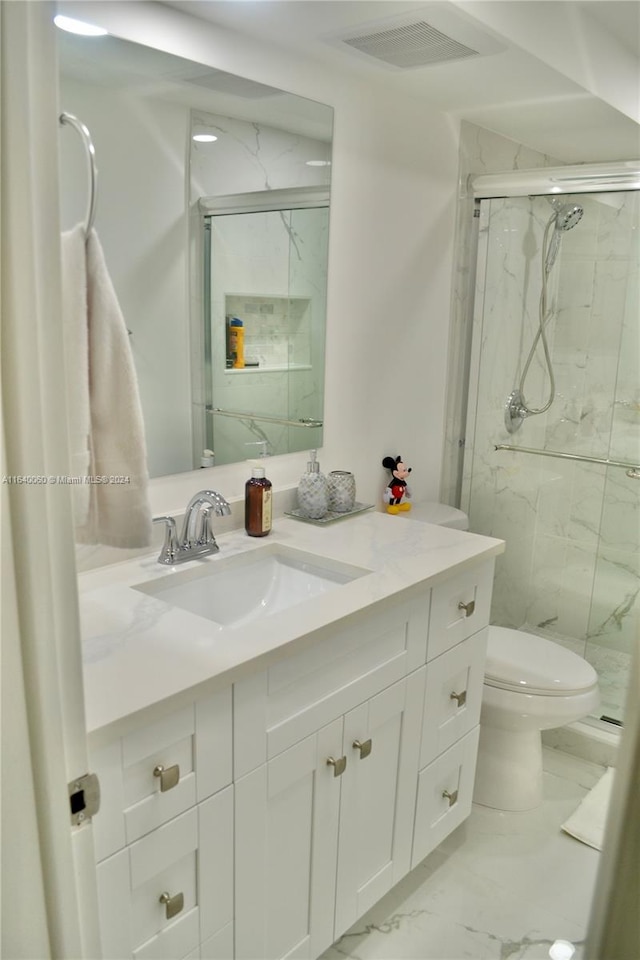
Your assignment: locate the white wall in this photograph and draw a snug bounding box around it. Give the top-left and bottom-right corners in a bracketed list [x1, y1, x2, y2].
[60, 0, 460, 517]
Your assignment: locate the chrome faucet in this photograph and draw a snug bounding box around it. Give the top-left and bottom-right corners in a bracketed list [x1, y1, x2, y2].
[152, 489, 231, 565]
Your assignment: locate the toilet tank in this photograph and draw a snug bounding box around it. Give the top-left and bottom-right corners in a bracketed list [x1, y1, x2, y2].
[401, 501, 469, 530]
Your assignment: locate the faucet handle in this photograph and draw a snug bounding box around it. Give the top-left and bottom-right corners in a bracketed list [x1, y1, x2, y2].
[195, 506, 221, 552]
[152, 516, 178, 565]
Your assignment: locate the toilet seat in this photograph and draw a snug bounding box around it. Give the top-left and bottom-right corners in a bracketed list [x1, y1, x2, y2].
[485, 626, 598, 697]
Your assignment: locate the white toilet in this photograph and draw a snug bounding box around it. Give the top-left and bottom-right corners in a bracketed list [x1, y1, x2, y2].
[402, 502, 600, 811]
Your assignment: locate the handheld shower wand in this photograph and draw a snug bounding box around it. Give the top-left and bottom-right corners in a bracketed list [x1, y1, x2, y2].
[544, 202, 584, 272]
[505, 198, 584, 434]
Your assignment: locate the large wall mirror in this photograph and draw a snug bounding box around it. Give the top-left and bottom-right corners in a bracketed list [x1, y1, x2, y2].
[57, 29, 333, 477]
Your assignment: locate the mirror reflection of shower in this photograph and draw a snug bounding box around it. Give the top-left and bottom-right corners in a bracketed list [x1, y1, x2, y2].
[505, 197, 584, 433]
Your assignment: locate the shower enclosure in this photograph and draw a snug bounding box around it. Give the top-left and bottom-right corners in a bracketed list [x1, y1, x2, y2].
[461, 165, 639, 726]
[198, 187, 329, 467]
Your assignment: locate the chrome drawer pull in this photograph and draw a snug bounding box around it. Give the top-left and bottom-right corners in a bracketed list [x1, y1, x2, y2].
[326, 756, 347, 777]
[442, 788, 458, 807]
[458, 599, 475, 618]
[153, 763, 180, 792]
[159, 890, 184, 920]
[352, 738, 372, 759]
[450, 690, 467, 708]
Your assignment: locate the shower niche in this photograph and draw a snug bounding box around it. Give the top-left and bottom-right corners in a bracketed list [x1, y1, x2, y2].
[224, 295, 313, 372]
[199, 188, 329, 466]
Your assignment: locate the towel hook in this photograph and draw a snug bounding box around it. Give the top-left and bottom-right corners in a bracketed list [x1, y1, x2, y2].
[59, 112, 98, 234]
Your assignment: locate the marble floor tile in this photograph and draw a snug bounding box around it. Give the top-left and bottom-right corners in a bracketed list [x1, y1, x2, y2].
[321, 750, 603, 960]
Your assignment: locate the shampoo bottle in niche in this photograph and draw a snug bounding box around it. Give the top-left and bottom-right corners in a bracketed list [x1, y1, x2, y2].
[245, 464, 272, 537]
[297, 450, 329, 519]
[227, 317, 245, 369]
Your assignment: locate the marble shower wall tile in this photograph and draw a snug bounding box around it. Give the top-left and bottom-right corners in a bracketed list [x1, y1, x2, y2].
[461, 188, 639, 709]
[441, 124, 559, 507]
[587, 546, 640, 654]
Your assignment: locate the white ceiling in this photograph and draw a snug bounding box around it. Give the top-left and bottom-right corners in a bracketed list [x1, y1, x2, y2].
[159, 0, 640, 162]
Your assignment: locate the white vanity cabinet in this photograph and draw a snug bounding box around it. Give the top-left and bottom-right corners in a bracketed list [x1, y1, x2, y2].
[84, 538, 499, 960]
[411, 560, 494, 868]
[232, 594, 430, 959]
[333, 671, 425, 937]
[234, 672, 425, 960]
[90, 688, 234, 960]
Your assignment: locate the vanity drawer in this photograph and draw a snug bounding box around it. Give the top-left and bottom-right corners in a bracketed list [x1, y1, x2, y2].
[428, 560, 494, 660]
[123, 706, 197, 847]
[95, 786, 233, 960]
[91, 688, 232, 861]
[419, 629, 487, 768]
[233, 592, 430, 776]
[96, 809, 200, 960]
[411, 726, 480, 870]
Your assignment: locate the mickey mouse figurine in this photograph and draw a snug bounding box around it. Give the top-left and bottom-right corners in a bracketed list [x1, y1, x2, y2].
[382, 455, 412, 514]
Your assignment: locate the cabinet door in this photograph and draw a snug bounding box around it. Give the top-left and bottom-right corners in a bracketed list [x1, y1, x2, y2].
[198, 786, 234, 947]
[334, 671, 424, 939]
[235, 719, 343, 960]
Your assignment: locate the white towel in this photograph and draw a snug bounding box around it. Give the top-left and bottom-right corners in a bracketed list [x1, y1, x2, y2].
[61, 223, 91, 525]
[561, 766, 615, 851]
[63, 227, 152, 548]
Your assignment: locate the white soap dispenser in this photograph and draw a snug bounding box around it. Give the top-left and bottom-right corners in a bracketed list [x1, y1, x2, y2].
[297, 450, 329, 519]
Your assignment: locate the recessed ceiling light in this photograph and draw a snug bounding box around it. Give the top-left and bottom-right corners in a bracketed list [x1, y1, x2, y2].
[549, 941, 575, 960]
[193, 133, 218, 143]
[54, 15, 108, 36]
[305, 160, 331, 167]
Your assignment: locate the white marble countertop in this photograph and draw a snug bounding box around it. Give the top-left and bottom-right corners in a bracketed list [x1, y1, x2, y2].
[79, 512, 504, 739]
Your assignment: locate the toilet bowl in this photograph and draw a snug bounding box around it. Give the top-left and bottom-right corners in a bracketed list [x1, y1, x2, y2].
[402, 501, 600, 811]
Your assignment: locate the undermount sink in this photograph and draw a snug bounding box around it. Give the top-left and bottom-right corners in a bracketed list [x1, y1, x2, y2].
[133, 543, 370, 628]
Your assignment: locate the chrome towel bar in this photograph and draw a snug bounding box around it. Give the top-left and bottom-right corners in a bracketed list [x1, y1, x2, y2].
[207, 406, 322, 429]
[494, 443, 640, 477]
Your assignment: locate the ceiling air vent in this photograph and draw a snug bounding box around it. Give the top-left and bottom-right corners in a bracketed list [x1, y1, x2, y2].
[344, 20, 479, 68]
[330, 5, 505, 70]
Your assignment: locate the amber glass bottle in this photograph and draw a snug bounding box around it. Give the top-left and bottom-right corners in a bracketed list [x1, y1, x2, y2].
[245, 466, 272, 537]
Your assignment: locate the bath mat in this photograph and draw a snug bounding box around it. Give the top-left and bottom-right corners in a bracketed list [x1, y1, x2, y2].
[561, 767, 615, 851]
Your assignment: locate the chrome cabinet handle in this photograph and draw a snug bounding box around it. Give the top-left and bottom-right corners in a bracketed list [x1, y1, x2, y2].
[159, 890, 184, 920]
[458, 599, 475, 618]
[352, 738, 372, 759]
[442, 788, 458, 807]
[153, 763, 180, 792]
[326, 756, 347, 777]
[450, 690, 467, 708]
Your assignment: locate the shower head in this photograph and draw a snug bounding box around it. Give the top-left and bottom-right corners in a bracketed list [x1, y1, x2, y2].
[555, 203, 583, 231]
[544, 202, 584, 272]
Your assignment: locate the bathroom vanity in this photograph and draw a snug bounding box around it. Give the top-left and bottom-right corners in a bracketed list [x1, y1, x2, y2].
[79, 512, 503, 960]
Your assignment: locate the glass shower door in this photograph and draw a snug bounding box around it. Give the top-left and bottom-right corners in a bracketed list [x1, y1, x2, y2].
[462, 190, 639, 724]
[583, 191, 639, 722]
